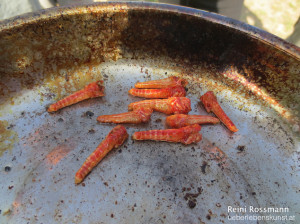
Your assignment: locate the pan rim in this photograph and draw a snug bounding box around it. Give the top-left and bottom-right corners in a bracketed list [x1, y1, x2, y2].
[0, 1, 299, 60]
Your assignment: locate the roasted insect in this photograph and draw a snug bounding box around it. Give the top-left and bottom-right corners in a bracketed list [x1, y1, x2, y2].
[128, 97, 191, 115]
[48, 81, 104, 112]
[166, 114, 219, 128]
[75, 125, 128, 184]
[200, 91, 238, 132]
[132, 124, 202, 145]
[128, 85, 186, 98]
[134, 76, 188, 89]
[97, 107, 153, 124]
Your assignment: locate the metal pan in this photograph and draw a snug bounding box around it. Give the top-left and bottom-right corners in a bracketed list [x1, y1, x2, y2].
[0, 2, 299, 223]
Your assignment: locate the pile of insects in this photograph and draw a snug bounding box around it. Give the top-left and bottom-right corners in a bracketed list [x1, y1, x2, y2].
[47, 76, 238, 184]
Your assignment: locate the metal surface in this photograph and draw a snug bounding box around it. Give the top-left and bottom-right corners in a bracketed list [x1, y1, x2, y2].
[0, 2, 299, 224]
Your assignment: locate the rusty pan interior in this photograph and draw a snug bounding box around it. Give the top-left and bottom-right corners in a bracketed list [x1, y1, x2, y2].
[0, 2, 299, 223]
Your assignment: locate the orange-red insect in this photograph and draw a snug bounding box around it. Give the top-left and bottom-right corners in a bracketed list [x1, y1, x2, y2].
[128, 97, 191, 115]
[134, 76, 188, 89]
[75, 125, 128, 184]
[166, 114, 219, 128]
[48, 81, 104, 112]
[128, 85, 186, 98]
[200, 91, 238, 132]
[97, 108, 153, 124]
[132, 124, 202, 145]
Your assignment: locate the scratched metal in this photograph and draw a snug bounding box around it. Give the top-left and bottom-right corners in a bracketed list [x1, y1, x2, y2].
[0, 2, 299, 224]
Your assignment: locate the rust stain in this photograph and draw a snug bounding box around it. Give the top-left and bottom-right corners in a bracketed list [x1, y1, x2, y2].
[43, 65, 103, 101]
[0, 81, 16, 108]
[0, 120, 18, 157]
[0, 81, 10, 97]
[11, 190, 24, 216]
[45, 143, 74, 167]
[12, 201, 21, 214]
[208, 146, 226, 161]
[23, 128, 45, 147]
[2, 209, 12, 216]
[202, 140, 229, 170]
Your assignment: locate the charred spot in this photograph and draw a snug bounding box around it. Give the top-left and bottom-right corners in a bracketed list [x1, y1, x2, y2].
[237, 145, 245, 152]
[65, 74, 69, 82]
[88, 129, 95, 134]
[200, 161, 207, 174]
[85, 111, 94, 118]
[184, 190, 202, 202]
[197, 187, 203, 194]
[4, 166, 11, 172]
[188, 200, 197, 209]
[6, 124, 14, 130]
[183, 186, 203, 207]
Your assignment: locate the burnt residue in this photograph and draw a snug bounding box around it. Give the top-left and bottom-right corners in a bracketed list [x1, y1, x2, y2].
[58, 118, 64, 122]
[188, 200, 196, 209]
[0, 2, 298, 128]
[200, 161, 208, 174]
[4, 166, 11, 172]
[0, 8, 125, 105]
[0, 120, 18, 157]
[85, 111, 94, 118]
[183, 187, 203, 209]
[236, 145, 245, 152]
[206, 209, 214, 220]
[88, 129, 95, 134]
[155, 119, 162, 123]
